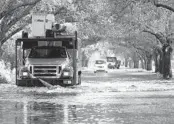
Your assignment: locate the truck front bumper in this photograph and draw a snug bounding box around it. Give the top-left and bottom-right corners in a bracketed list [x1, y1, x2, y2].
[17, 78, 73, 87]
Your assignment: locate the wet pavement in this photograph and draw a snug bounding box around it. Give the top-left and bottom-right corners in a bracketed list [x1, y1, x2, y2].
[0, 68, 174, 124]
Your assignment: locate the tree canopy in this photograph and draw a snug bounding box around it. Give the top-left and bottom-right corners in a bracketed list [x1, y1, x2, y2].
[0, 0, 174, 72]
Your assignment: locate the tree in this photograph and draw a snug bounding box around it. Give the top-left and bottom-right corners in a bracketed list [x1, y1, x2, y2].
[141, 0, 174, 78]
[0, 0, 42, 46]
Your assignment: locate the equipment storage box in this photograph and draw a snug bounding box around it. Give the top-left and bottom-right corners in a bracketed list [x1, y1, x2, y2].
[32, 14, 46, 37]
[31, 14, 55, 37]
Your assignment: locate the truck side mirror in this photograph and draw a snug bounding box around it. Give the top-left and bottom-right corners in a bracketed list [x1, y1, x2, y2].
[78, 71, 82, 76]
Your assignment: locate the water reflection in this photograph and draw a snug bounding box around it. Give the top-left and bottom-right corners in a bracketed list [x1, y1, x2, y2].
[2, 100, 116, 124]
[1, 96, 174, 124]
[1, 101, 78, 124]
[0, 100, 125, 124]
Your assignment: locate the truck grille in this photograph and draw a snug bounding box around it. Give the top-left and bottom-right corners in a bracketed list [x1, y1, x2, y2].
[33, 65, 60, 78]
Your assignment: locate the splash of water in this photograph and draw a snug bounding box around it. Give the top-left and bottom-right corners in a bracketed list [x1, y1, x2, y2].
[0, 60, 15, 84]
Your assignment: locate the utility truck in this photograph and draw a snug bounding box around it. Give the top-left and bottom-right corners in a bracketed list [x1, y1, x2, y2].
[15, 14, 81, 87]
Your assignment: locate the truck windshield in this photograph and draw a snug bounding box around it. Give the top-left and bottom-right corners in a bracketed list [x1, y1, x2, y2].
[28, 47, 67, 58]
[95, 60, 106, 64]
[107, 57, 116, 62]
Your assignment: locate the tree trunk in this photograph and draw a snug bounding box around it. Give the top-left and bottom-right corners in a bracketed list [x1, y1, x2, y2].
[85, 59, 89, 67]
[133, 60, 139, 68]
[146, 56, 152, 71]
[125, 58, 128, 67]
[144, 51, 153, 71]
[140, 59, 145, 69]
[154, 51, 160, 73]
[144, 58, 147, 70]
[162, 44, 173, 79]
[159, 54, 163, 74]
[128, 60, 133, 68]
[132, 52, 139, 68]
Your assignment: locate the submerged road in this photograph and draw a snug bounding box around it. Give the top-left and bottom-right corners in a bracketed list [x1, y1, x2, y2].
[0, 68, 174, 124]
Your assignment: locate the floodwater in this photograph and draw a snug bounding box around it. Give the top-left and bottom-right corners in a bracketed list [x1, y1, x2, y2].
[0, 68, 174, 124]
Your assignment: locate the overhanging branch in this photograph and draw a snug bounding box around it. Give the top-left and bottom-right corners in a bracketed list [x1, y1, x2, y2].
[54, 6, 68, 15]
[142, 29, 166, 44]
[0, 0, 41, 20]
[5, 5, 36, 33]
[154, 2, 174, 12]
[1, 24, 27, 45]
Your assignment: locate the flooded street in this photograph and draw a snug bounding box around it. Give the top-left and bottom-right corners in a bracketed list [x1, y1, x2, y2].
[0, 68, 174, 124]
[1, 0, 174, 123]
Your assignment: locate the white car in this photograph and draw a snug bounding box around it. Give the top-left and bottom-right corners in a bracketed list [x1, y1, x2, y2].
[94, 60, 108, 73]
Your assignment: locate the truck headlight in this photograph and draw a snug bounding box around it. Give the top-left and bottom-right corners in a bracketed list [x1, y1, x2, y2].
[20, 67, 30, 78]
[62, 65, 73, 77]
[22, 72, 29, 76]
[63, 71, 70, 76]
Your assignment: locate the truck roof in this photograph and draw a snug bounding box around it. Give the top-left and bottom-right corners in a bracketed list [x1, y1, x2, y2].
[16, 36, 75, 42]
[31, 46, 66, 49]
[107, 57, 116, 58]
